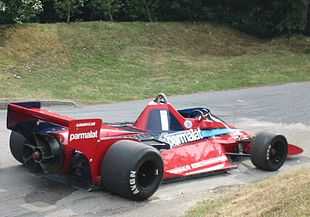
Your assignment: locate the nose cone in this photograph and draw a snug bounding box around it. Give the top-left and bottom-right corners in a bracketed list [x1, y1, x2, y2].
[288, 144, 304, 156]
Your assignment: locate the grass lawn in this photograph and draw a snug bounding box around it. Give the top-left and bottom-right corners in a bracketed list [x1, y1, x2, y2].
[185, 167, 310, 217]
[0, 22, 310, 103]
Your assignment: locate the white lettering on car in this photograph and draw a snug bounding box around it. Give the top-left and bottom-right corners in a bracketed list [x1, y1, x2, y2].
[167, 165, 191, 174]
[166, 156, 228, 174]
[69, 130, 98, 142]
[159, 129, 203, 148]
[129, 171, 140, 195]
[76, 122, 96, 127]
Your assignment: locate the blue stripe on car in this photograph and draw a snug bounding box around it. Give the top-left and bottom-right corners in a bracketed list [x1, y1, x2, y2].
[201, 128, 234, 138]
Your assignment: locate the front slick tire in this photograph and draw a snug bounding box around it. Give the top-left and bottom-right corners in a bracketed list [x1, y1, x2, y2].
[101, 140, 163, 201]
[251, 132, 288, 171]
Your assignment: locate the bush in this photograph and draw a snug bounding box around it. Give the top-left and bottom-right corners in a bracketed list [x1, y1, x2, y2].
[203, 0, 306, 37]
[0, 0, 308, 37]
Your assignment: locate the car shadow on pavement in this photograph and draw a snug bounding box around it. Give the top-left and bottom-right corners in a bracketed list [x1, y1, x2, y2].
[1, 154, 310, 217]
[0, 165, 76, 204]
[0, 165, 149, 216]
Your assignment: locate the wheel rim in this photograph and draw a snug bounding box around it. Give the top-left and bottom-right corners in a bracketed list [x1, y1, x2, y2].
[22, 134, 63, 173]
[268, 140, 286, 166]
[137, 160, 159, 188]
[22, 142, 42, 172]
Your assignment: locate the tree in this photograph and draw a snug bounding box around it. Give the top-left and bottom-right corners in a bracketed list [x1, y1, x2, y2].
[160, 0, 207, 21]
[0, 1, 5, 12]
[128, 0, 160, 22]
[284, 0, 305, 35]
[39, 0, 59, 22]
[302, 0, 310, 35]
[102, 0, 122, 21]
[54, 0, 85, 23]
[0, 0, 43, 23]
[85, 0, 122, 21]
[142, 0, 158, 22]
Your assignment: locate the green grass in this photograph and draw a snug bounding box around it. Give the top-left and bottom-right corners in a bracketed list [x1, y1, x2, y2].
[185, 167, 310, 217]
[0, 22, 310, 103]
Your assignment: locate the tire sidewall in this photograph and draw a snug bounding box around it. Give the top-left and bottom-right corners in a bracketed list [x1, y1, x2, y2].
[251, 132, 288, 171]
[101, 140, 163, 201]
[265, 136, 288, 171]
[127, 150, 163, 200]
[9, 131, 25, 163]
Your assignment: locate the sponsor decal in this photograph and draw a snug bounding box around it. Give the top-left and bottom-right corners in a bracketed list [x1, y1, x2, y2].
[184, 120, 193, 129]
[166, 156, 228, 175]
[76, 122, 96, 127]
[200, 128, 234, 138]
[185, 163, 226, 176]
[266, 144, 272, 160]
[159, 129, 203, 148]
[129, 171, 140, 195]
[158, 128, 236, 148]
[69, 130, 98, 142]
[191, 155, 227, 169]
[166, 165, 191, 174]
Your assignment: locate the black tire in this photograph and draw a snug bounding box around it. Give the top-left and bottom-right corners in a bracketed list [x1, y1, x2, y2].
[251, 132, 288, 171]
[101, 140, 163, 201]
[10, 131, 41, 172]
[9, 131, 25, 163]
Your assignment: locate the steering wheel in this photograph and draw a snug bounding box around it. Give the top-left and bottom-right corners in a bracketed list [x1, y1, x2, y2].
[201, 108, 211, 115]
[193, 108, 211, 121]
[153, 93, 168, 104]
[192, 110, 204, 121]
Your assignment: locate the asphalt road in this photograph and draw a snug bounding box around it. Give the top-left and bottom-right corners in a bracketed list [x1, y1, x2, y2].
[1, 82, 310, 217]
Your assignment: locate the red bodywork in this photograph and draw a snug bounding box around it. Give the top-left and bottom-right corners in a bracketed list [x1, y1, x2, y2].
[7, 101, 303, 185]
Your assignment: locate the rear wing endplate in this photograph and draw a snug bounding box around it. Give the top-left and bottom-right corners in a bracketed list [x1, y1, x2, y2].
[7, 102, 102, 146]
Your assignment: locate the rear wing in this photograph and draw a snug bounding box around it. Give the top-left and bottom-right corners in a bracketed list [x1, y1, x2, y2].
[7, 102, 102, 146]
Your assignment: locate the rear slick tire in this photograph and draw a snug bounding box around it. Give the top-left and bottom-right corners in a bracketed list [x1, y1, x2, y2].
[101, 140, 163, 201]
[9, 131, 25, 164]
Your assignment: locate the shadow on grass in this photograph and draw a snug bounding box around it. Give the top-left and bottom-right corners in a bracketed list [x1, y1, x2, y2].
[0, 24, 14, 48]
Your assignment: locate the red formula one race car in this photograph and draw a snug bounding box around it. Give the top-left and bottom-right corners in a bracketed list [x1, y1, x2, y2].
[7, 94, 303, 200]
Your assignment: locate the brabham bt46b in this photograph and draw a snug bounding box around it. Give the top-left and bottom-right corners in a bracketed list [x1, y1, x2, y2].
[7, 94, 303, 200]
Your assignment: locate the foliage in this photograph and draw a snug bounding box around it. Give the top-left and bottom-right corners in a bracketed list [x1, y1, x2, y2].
[83, 0, 122, 21]
[0, 1, 5, 12]
[231, 0, 305, 37]
[0, 0, 43, 24]
[0, 0, 309, 37]
[54, 0, 85, 22]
